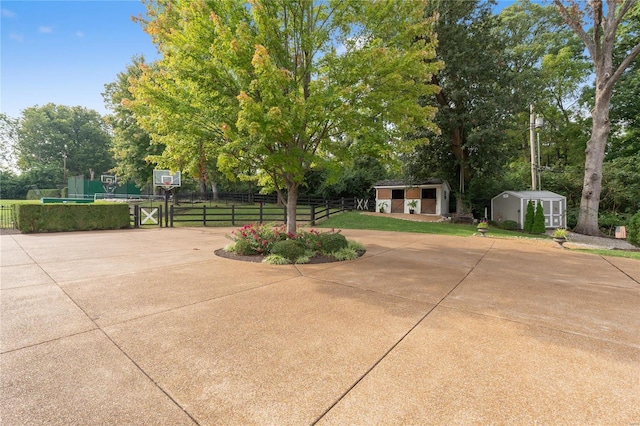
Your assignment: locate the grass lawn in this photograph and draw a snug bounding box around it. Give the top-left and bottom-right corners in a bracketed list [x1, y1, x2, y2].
[315, 212, 640, 260]
[315, 211, 529, 238]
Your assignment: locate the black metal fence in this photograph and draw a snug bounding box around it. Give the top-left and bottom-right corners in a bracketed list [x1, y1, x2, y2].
[0, 205, 16, 230]
[130, 197, 374, 228]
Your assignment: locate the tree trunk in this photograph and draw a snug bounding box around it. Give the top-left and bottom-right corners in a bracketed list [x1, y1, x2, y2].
[285, 183, 299, 235]
[574, 87, 611, 236]
[199, 178, 207, 199]
[211, 181, 218, 201]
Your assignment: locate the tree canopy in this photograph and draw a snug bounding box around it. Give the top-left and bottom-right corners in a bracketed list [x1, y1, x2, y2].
[134, 0, 441, 232]
[14, 103, 114, 181]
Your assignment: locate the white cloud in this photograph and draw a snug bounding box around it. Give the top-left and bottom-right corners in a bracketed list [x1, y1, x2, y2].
[38, 26, 54, 34]
[76, 30, 85, 38]
[1, 8, 16, 18]
[9, 33, 23, 42]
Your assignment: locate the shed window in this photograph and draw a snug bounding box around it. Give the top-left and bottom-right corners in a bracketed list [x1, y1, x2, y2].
[422, 188, 437, 199]
[392, 189, 404, 199]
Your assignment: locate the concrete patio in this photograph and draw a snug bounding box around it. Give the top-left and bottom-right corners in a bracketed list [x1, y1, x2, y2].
[1, 227, 638, 424]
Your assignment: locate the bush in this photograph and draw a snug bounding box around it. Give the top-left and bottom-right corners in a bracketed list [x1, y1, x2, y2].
[532, 201, 546, 234]
[523, 200, 535, 233]
[271, 240, 306, 262]
[627, 211, 640, 247]
[318, 232, 348, 253]
[332, 247, 359, 261]
[500, 220, 518, 230]
[232, 238, 257, 255]
[15, 203, 129, 233]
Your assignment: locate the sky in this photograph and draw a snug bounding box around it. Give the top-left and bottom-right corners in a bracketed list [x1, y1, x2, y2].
[1, 0, 159, 119]
[1, 0, 520, 120]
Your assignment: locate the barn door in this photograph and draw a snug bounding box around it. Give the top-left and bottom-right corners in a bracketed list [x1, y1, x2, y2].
[391, 189, 404, 213]
[421, 188, 437, 214]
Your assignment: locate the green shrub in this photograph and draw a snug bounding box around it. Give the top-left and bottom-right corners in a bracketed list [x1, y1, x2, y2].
[627, 211, 640, 247]
[332, 247, 359, 261]
[532, 201, 546, 234]
[500, 220, 518, 230]
[524, 200, 535, 233]
[232, 238, 257, 255]
[263, 254, 291, 265]
[271, 240, 306, 262]
[15, 203, 129, 233]
[318, 232, 348, 253]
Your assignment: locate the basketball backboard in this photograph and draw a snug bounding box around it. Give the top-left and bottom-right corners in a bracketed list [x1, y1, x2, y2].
[153, 170, 181, 190]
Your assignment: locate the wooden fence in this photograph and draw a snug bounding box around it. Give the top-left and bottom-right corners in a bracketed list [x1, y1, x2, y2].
[131, 197, 373, 228]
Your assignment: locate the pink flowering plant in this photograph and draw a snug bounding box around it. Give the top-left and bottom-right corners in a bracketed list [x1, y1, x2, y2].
[227, 223, 322, 256]
[225, 223, 363, 264]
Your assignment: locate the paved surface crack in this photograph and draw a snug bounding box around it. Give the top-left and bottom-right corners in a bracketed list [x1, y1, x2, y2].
[311, 240, 495, 424]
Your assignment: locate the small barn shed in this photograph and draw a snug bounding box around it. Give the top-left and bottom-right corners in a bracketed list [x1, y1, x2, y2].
[491, 190, 566, 229]
[374, 179, 451, 216]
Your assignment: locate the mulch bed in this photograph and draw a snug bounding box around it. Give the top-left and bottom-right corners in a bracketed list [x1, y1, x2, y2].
[214, 249, 364, 264]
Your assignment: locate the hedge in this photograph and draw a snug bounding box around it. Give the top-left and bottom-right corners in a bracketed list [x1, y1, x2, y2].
[15, 203, 130, 233]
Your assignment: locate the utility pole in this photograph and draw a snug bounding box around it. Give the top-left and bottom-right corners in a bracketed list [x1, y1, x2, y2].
[529, 104, 537, 191]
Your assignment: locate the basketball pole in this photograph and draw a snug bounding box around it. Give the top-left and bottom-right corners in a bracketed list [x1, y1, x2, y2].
[164, 187, 170, 228]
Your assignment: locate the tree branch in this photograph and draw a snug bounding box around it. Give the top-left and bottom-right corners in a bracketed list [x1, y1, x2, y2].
[552, 0, 597, 60]
[607, 41, 640, 92]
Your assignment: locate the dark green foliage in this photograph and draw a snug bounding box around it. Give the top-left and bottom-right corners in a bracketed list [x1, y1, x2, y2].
[627, 211, 640, 247]
[524, 200, 535, 233]
[318, 232, 348, 253]
[15, 204, 129, 233]
[500, 220, 518, 230]
[270, 240, 305, 262]
[532, 201, 546, 234]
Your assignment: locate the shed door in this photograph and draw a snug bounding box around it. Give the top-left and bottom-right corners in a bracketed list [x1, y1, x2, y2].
[421, 188, 437, 214]
[391, 189, 404, 213]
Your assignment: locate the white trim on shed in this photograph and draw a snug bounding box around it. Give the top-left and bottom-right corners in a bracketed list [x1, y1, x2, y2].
[491, 190, 566, 229]
[374, 180, 451, 216]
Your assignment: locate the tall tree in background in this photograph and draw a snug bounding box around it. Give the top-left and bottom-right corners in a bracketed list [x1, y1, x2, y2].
[15, 104, 113, 181]
[407, 0, 513, 213]
[136, 0, 441, 233]
[0, 113, 18, 173]
[103, 55, 161, 188]
[553, 0, 640, 235]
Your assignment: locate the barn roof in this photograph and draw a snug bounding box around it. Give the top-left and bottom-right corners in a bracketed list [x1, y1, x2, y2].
[492, 190, 565, 200]
[374, 179, 448, 188]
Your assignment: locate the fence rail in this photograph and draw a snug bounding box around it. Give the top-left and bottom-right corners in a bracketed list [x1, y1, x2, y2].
[130, 197, 373, 228]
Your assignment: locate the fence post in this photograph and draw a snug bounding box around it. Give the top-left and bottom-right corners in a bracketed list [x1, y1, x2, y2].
[231, 204, 235, 226]
[159, 205, 163, 228]
[170, 205, 174, 227]
[310, 205, 316, 226]
[259, 202, 263, 224]
[203, 205, 207, 227]
[341, 197, 345, 211]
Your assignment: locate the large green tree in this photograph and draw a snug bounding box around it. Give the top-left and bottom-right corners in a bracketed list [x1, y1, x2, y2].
[15, 104, 114, 181]
[136, 0, 441, 233]
[406, 0, 516, 213]
[553, 0, 640, 235]
[103, 55, 161, 188]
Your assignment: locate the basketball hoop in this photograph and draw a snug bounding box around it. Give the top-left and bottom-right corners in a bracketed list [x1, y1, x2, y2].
[153, 169, 181, 192]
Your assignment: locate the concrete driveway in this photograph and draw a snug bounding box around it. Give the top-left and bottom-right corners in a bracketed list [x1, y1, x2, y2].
[1, 227, 639, 424]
